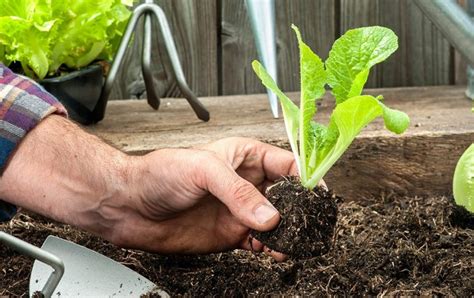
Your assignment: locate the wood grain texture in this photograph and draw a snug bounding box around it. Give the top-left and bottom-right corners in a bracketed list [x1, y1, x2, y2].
[220, 0, 335, 95]
[455, 51, 468, 85]
[340, 0, 453, 88]
[86, 86, 474, 200]
[455, 0, 469, 85]
[109, 0, 218, 99]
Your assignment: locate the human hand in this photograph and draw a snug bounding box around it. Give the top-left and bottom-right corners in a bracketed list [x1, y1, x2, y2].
[111, 138, 298, 260]
[0, 111, 297, 260]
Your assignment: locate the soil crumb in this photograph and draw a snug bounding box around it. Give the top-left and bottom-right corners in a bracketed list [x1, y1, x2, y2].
[250, 176, 338, 259]
[1, 196, 472, 296]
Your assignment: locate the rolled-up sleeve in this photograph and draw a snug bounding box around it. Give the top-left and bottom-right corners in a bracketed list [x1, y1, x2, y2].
[0, 63, 67, 221]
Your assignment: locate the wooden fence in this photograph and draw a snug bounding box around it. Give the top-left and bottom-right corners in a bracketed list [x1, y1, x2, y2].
[110, 0, 469, 99]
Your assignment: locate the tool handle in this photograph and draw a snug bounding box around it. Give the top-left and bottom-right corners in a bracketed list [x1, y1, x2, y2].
[0, 232, 64, 298]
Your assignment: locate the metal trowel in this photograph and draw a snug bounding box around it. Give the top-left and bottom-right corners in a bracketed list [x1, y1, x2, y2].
[0, 232, 169, 297]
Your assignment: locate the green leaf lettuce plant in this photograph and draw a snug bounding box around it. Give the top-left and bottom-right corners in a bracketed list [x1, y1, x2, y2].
[453, 144, 474, 213]
[253, 25, 410, 190]
[0, 0, 133, 80]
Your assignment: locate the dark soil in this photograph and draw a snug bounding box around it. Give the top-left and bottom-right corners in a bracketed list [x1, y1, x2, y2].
[1, 196, 473, 296]
[250, 176, 338, 259]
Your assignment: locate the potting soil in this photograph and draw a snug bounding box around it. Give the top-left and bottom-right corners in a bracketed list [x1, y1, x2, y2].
[1, 196, 472, 296]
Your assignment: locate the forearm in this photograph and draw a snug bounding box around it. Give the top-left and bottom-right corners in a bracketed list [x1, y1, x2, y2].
[0, 115, 136, 239]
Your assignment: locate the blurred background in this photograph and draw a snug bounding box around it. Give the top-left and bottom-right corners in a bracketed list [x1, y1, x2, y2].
[109, 0, 471, 100]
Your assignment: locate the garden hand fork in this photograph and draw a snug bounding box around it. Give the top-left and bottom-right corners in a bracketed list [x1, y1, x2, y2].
[100, 0, 210, 121]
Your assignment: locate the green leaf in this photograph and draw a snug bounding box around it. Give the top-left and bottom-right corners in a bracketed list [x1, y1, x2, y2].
[304, 95, 409, 189]
[252, 60, 301, 172]
[0, 16, 50, 78]
[308, 121, 334, 172]
[453, 144, 474, 213]
[347, 68, 369, 99]
[0, 44, 5, 64]
[326, 26, 398, 104]
[379, 102, 410, 134]
[0, 0, 34, 19]
[291, 24, 327, 183]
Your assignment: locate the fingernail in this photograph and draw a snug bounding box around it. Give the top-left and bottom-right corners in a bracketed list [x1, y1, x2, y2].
[254, 203, 278, 224]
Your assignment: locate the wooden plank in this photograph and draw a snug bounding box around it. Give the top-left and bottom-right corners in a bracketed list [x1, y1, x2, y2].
[340, 0, 453, 87]
[220, 0, 335, 95]
[455, 51, 468, 85]
[405, 0, 453, 86]
[109, 0, 218, 99]
[86, 86, 473, 200]
[455, 0, 469, 85]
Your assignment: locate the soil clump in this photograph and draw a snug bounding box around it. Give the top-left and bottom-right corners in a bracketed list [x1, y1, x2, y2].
[250, 176, 338, 259]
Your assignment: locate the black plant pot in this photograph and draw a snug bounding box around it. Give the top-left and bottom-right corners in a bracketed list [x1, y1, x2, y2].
[40, 64, 106, 125]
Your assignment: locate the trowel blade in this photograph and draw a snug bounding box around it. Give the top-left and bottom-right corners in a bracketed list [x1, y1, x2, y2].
[29, 235, 169, 297]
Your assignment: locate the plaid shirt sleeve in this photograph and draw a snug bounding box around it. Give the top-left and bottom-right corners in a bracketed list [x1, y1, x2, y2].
[0, 63, 67, 221]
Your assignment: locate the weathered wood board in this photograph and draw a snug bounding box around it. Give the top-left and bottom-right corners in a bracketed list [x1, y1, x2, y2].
[340, 0, 453, 88]
[87, 86, 473, 201]
[454, 0, 471, 86]
[220, 0, 335, 95]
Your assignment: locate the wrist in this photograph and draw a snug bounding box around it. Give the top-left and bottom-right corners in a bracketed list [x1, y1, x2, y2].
[94, 151, 170, 248]
[79, 152, 140, 242]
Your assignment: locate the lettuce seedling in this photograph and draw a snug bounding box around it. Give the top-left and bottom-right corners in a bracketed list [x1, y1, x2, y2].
[252, 25, 410, 190]
[453, 144, 474, 213]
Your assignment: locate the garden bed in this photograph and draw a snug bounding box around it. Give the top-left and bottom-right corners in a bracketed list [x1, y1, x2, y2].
[1, 195, 472, 296]
[1, 86, 473, 295]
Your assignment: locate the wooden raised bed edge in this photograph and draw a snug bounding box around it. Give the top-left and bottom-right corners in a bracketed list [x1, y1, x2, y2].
[87, 85, 474, 200]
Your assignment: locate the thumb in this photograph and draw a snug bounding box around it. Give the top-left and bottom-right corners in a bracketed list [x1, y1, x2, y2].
[200, 152, 280, 231]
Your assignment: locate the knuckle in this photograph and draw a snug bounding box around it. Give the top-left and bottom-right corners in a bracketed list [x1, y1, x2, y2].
[192, 149, 218, 165]
[223, 136, 244, 143]
[190, 150, 222, 184]
[222, 136, 255, 147]
[200, 150, 221, 167]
